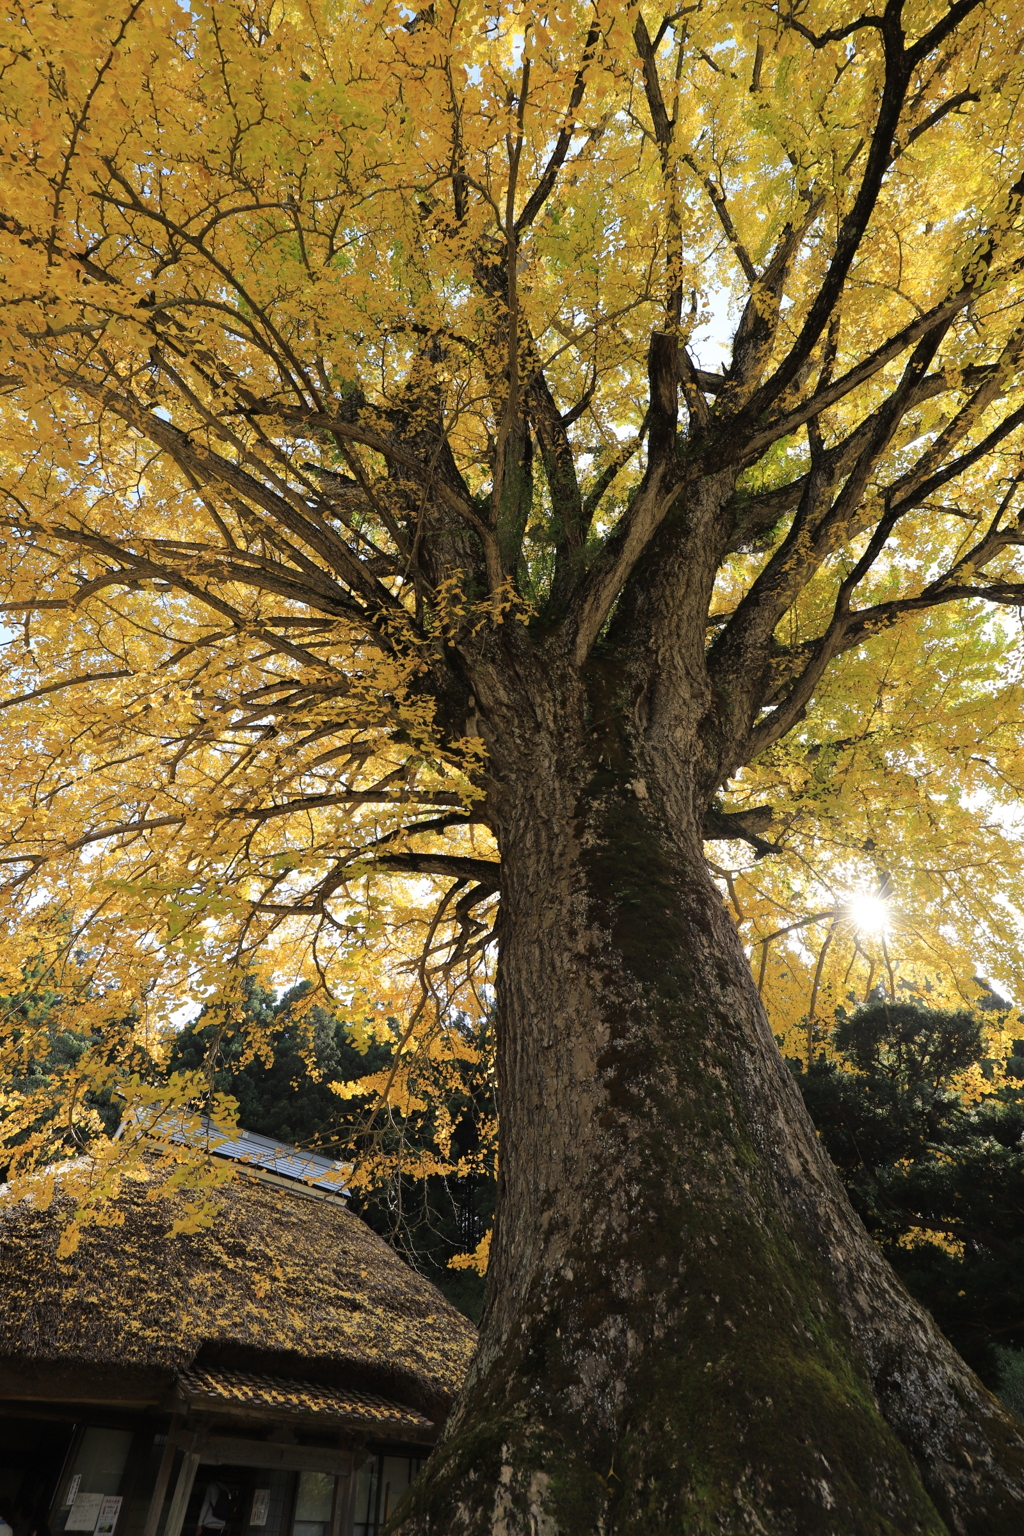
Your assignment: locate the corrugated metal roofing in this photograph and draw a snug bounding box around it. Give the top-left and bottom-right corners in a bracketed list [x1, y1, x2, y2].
[160, 1115, 350, 1195]
[177, 1367, 435, 1436]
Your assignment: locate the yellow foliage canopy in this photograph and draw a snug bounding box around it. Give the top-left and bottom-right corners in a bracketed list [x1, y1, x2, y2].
[0, 0, 1023, 1234]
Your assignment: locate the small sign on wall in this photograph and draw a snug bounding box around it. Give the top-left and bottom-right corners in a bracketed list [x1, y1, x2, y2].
[94, 1497, 122, 1536]
[65, 1495, 103, 1531]
[63, 1477, 82, 1509]
[250, 1491, 271, 1528]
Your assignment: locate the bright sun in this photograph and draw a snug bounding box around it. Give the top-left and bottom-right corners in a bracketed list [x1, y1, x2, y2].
[846, 893, 890, 934]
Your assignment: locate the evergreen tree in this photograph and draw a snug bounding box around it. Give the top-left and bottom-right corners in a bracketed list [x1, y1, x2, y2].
[168, 980, 495, 1318]
[791, 1001, 1024, 1392]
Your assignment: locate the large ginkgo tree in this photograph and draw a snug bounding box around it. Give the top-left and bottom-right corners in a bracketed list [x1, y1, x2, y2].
[4, 0, 1024, 1530]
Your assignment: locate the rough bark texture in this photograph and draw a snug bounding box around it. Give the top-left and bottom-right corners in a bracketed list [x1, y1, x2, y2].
[391, 623, 1024, 1536]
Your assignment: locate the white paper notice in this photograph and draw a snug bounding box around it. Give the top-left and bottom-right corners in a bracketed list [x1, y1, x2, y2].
[65, 1494, 104, 1531]
[63, 1477, 82, 1509]
[94, 1496, 122, 1536]
[250, 1490, 271, 1528]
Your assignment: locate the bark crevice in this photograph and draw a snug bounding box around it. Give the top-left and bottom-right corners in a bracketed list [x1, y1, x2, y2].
[393, 675, 1024, 1536]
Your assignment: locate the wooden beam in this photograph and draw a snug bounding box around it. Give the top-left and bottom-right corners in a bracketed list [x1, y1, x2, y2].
[162, 1444, 200, 1536]
[335, 1455, 370, 1536]
[0, 1360, 169, 1404]
[327, 1471, 345, 1536]
[142, 1422, 180, 1536]
[170, 1433, 354, 1476]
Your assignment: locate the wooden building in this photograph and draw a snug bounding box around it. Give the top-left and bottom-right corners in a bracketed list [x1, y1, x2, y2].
[0, 1134, 476, 1536]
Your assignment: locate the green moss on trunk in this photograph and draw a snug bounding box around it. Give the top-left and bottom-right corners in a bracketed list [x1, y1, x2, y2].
[390, 738, 1024, 1535]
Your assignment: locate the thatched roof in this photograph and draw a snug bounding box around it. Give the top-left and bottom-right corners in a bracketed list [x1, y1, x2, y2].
[0, 1164, 476, 1423]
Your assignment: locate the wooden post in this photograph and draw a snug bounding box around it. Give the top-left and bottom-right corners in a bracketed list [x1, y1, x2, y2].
[336, 1455, 370, 1536]
[161, 1444, 201, 1536]
[333, 1472, 355, 1536]
[327, 1473, 341, 1536]
[142, 1428, 180, 1536]
[327, 1463, 355, 1536]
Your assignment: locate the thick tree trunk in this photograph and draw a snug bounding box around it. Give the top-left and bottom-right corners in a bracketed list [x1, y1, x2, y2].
[394, 662, 1024, 1536]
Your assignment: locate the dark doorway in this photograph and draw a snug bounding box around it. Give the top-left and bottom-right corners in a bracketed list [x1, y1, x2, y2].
[0, 1415, 76, 1536]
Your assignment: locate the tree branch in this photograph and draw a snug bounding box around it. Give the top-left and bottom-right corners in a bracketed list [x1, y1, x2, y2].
[514, 20, 602, 235]
[739, 7, 915, 419]
[368, 852, 500, 886]
[67, 377, 408, 621]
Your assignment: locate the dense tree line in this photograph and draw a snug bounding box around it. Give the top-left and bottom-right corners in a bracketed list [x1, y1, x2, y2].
[167, 982, 495, 1320]
[8, 969, 1024, 1361]
[790, 999, 1024, 1410]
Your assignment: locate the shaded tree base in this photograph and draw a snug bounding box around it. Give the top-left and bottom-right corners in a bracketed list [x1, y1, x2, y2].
[396, 1254, 1023, 1535]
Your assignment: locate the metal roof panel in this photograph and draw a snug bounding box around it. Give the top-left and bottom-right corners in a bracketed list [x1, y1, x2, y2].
[157, 1115, 350, 1195]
